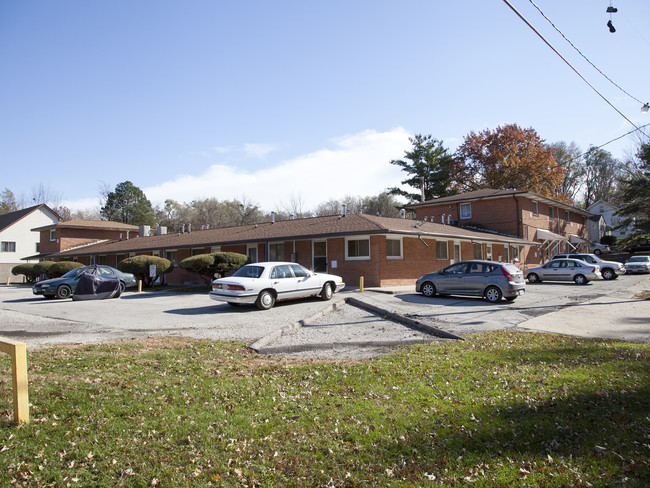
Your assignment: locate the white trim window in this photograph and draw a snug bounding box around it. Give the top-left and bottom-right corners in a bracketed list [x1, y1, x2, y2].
[460, 203, 471, 219]
[211, 246, 222, 253]
[1, 241, 16, 252]
[532, 201, 539, 215]
[269, 242, 284, 261]
[436, 240, 448, 260]
[386, 237, 402, 259]
[49, 230, 56, 241]
[346, 237, 370, 260]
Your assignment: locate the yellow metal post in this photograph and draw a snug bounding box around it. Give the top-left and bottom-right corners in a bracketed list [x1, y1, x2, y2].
[359, 276, 364, 292]
[138, 280, 142, 293]
[0, 339, 29, 424]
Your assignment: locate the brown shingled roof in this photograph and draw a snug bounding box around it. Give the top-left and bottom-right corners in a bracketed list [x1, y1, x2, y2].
[32, 219, 141, 232]
[51, 214, 536, 258]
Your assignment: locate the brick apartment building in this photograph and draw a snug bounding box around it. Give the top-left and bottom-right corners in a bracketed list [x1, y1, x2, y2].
[408, 189, 593, 266]
[45, 213, 537, 287]
[31, 219, 140, 260]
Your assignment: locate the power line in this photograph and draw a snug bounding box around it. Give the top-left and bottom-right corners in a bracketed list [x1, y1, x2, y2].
[527, 0, 645, 106]
[565, 122, 650, 164]
[500, 0, 649, 139]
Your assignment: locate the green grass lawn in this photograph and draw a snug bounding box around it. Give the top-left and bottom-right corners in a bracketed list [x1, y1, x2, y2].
[1, 331, 648, 487]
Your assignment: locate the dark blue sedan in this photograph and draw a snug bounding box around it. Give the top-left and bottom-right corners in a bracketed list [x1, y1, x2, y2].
[33, 265, 137, 299]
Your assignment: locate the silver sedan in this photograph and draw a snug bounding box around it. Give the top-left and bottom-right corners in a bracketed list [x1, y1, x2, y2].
[526, 259, 601, 285]
[209, 261, 345, 310]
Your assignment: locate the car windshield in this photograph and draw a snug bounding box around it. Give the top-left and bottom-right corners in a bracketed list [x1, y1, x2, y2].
[628, 256, 649, 263]
[232, 265, 264, 278]
[61, 267, 88, 278]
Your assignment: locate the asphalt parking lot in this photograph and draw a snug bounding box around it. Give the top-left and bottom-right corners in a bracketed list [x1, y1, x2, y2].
[1, 273, 649, 355]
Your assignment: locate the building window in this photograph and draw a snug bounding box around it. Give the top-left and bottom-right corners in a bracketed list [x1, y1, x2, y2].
[460, 203, 471, 219]
[473, 243, 483, 259]
[269, 242, 285, 261]
[165, 250, 177, 265]
[346, 238, 370, 260]
[191, 248, 204, 256]
[532, 202, 539, 215]
[486, 244, 493, 260]
[386, 238, 402, 259]
[549, 207, 554, 218]
[565, 210, 570, 221]
[511, 246, 520, 261]
[436, 241, 448, 260]
[49, 230, 56, 241]
[247, 244, 258, 263]
[1, 241, 16, 252]
[211, 246, 221, 253]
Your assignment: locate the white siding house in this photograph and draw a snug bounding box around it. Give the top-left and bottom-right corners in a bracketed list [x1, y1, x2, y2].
[0, 205, 60, 283]
[586, 200, 634, 239]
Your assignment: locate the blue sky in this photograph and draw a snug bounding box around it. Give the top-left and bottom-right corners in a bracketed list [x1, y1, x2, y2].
[1, 0, 648, 213]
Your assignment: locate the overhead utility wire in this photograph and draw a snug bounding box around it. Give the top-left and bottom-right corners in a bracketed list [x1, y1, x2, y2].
[527, 0, 645, 105]
[500, 0, 649, 139]
[565, 122, 650, 164]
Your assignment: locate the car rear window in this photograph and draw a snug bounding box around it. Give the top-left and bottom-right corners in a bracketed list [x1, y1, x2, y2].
[502, 264, 520, 274]
[232, 265, 264, 278]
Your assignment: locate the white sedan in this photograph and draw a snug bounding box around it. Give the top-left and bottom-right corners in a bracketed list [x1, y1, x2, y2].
[209, 261, 345, 310]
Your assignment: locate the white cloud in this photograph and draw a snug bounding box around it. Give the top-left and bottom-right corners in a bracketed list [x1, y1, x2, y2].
[143, 128, 412, 211]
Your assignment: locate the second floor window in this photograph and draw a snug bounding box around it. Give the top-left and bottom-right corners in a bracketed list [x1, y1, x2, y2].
[460, 203, 471, 219]
[1, 241, 16, 252]
[532, 202, 539, 215]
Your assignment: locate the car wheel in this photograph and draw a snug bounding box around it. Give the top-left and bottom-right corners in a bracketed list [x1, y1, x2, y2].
[574, 274, 588, 285]
[119, 281, 126, 293]
[320, 283, 333, 301]
[484, 286, 502, 303]
[593, 249, 602, 255]
[255, 290, 276, 310]
[56, 284, 72, 299]
[601, 268, 615, 280]
[527, 273, 540, 283]
[421, 282, 436, 298]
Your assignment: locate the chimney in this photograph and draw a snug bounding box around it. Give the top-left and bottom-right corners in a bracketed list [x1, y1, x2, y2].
[441, 214, 445, 225]
[156, 225, 167, 235]
[188, 223, 191, 233]
[400, 209, 406, 219]
[342, 204, 347, 216]
[181, 224, 185, 234]
[139, 225, 151, 237]
[271, 211, 275, 224]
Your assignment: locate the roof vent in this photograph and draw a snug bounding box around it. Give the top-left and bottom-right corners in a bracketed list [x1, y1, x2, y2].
[156, 225, 167, 235]
[400, 209, 406, 219]
[342, 204, 347, 216]
[139, 225, 151, 237]
[271, 212, 275, 224]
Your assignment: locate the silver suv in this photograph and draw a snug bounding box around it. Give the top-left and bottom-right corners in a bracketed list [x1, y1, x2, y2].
[416, 260, 526, 303]
[552, 253, 625, 280]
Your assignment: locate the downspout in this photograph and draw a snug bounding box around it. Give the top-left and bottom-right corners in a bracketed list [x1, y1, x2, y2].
[513, 194, 521, 237]
[418, 235, 429, 247]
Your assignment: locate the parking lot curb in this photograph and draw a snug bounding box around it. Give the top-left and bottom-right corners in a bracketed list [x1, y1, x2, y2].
[254, 338, 442, 355]
[345, 297, 464, 341]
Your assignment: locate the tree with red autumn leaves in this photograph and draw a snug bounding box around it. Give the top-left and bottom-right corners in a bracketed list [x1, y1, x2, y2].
[452, 123, 568, 201]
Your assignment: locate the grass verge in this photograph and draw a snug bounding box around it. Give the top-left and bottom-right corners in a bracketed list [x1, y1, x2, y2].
[1, 331, 648, 487]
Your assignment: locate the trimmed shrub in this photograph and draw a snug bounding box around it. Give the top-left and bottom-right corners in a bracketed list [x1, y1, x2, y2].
[33, 261, 56, 279]
[118, 255, 173, 286]
[48, 261, 84, 278]
[179, 252, 248, 285]
[11, 263, 39, 283]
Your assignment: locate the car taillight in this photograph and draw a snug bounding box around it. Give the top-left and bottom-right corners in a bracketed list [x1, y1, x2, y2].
[501, 267, 514, 281]
[226, 284, 245, 291]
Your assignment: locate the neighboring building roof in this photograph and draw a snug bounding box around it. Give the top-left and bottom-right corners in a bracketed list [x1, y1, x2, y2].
[51, 213, 538, 258]
[32, 219, 140, 232]
[408, 189, 593, 216]
[0, 204, 61, 232]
